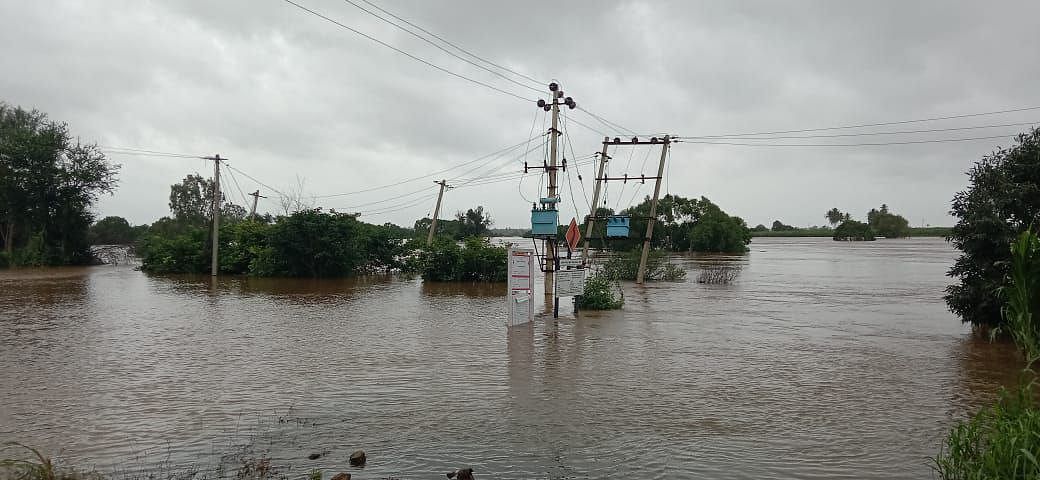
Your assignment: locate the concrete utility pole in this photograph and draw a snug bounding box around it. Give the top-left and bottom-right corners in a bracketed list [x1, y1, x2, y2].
[581, 138, 610, 262]
[204, 154, 223, 277]
[636, 137, 670, 284]
[248, 190, 267, 220]
[545, 86, 561, 298]
[427, 179, 451, 246]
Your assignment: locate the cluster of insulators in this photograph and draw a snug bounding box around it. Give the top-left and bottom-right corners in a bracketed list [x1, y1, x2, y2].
[612, 136, 663, 144]
[536, 82, 576, 111]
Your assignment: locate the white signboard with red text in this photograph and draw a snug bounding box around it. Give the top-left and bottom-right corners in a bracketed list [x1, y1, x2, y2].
[507, 247, 534, 326]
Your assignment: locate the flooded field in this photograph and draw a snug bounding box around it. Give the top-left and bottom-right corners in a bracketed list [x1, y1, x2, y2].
[0, 237, 1021, 479]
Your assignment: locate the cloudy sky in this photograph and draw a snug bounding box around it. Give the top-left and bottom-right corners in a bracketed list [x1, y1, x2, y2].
[2, 0, 1039, 229]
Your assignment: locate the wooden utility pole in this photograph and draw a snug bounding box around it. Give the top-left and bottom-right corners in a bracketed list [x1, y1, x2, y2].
[204, 154, 223, 277]
[636, 137, 670, 284]
[581, 138, 610, 262]
[427, 179, 451, 246]
[248, 190, 266, 220]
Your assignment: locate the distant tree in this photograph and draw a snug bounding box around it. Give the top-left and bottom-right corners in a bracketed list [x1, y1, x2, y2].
[751, 224, 769, 232]
[866, 204, 910, 238]
[455, 206, 493, 238]
[833, 220, 875, 241]
[947, 127, 1040, 328]
[825, 208, 844, 227]
[89, 216, 134, 245]
[169, 174, 218, 224]
[771, 220, 797, 232]
[167, 173, 246, 227]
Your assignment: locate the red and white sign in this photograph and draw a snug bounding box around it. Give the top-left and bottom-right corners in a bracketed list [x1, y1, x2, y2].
[507, 247, 534, 326]
[565, 217, 581, 251]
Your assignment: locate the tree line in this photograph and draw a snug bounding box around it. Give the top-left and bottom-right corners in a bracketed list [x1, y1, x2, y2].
[0, 103, 120, 267]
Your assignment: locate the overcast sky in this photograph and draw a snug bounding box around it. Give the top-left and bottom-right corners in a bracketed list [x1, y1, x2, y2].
[2, 0, 1039, 229]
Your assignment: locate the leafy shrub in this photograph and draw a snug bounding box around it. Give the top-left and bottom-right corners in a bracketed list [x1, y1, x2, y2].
[602, 248, 686, 282]
[832, 220, 875, 241]
[0, 251, 8, 268]
[697, 263, 739, 284]
[947, 128, 1040, 328]
[417, 237, 506, 282]
[933, 380, 1040, 479]
[578, 271, 623, 310]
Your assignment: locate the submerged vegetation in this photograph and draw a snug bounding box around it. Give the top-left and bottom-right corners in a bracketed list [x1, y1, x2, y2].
[947, 127, 1040, 329]
[601, 248, 686, 282]
[415, 237, 507, 282]
[934, 228, 1040, 479]
[577, 271, 624, 310]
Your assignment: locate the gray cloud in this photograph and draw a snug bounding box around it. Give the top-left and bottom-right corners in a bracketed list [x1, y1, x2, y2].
[2, 0, 1038, 228]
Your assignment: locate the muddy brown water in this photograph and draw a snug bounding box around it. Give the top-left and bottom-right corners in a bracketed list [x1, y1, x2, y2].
[0, 237, 1023, 479]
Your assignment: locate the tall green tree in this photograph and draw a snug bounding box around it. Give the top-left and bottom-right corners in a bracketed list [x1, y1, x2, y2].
[89, 216, 134, 245]
[455, 205, 493, 238]
[0, 102, 119, 265]
[947, 127, 1040, 328]
[825, 207, 844, 226]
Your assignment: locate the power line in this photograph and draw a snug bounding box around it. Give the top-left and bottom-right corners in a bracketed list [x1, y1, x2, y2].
[681, 133, 1018, 147]
[221, 162, 288, 198]
[681, 105, 1040, 139]
[99, 146, 200, 159]
[678, 121, 1039, 140]
[280, 0, 534, 102]
[221, 161, 252, 208]
[358, 0, 545, 86]
[577, 106, 638, 136]
[341, 0, 542, 94]
[313, 134, 542, 198]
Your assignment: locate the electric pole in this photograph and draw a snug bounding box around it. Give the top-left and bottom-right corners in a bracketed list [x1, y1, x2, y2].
[248, 190, 266, 220]
[581, 138, 610, 262]
[636, 137, 670, 284]
[202, 154, 224, 277]
[534, 82, 576, 299]
[427, 179, 452, 246]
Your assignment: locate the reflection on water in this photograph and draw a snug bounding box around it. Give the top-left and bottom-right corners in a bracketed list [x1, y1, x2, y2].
[0, 238, 1024, 478]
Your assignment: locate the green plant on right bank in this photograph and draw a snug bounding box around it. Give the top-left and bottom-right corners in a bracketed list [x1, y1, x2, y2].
[934, 228, 1040, 479]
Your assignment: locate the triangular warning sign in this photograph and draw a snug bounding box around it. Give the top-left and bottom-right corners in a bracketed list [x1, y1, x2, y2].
[565, 217, 581, 251]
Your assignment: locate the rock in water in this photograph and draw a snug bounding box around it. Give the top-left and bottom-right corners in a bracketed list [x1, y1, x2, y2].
[348, 450, 366, 466]
[447, 467, 474, 480]
[307, 453, 321, 460]
[330, 474, 351, 480]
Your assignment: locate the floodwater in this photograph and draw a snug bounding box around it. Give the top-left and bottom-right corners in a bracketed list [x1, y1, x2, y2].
[0, 237, 1022, 479]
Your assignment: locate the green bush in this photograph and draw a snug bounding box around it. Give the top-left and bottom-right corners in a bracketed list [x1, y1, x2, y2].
[578, 271, 623, 309]
[0, 251, 8, 268]
[832, 220, 876, 241]
[417, 237, 506, 282]
[602, 248, 686, 282]
[933, 380, 1040, 479]
[137, 228, 209, 274]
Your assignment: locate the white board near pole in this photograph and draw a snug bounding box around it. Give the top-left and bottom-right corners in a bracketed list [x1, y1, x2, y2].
[555, 268, 585, 297]
[507, 247, 534, 326]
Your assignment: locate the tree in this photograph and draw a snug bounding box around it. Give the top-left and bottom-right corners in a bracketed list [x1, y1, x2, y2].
[947, 127, 1040, 328]
[832, 220, 875, 241]
[89, 216, 134, 245]
[0, 102, 119, 265]
[771, 220, 796, 232]
[825, 208, 844, 227]
[169, 174, 217, 224]
[751, 224, 769, 232]
[455, 205, 493, 238]
[866, 204, 910, 238]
